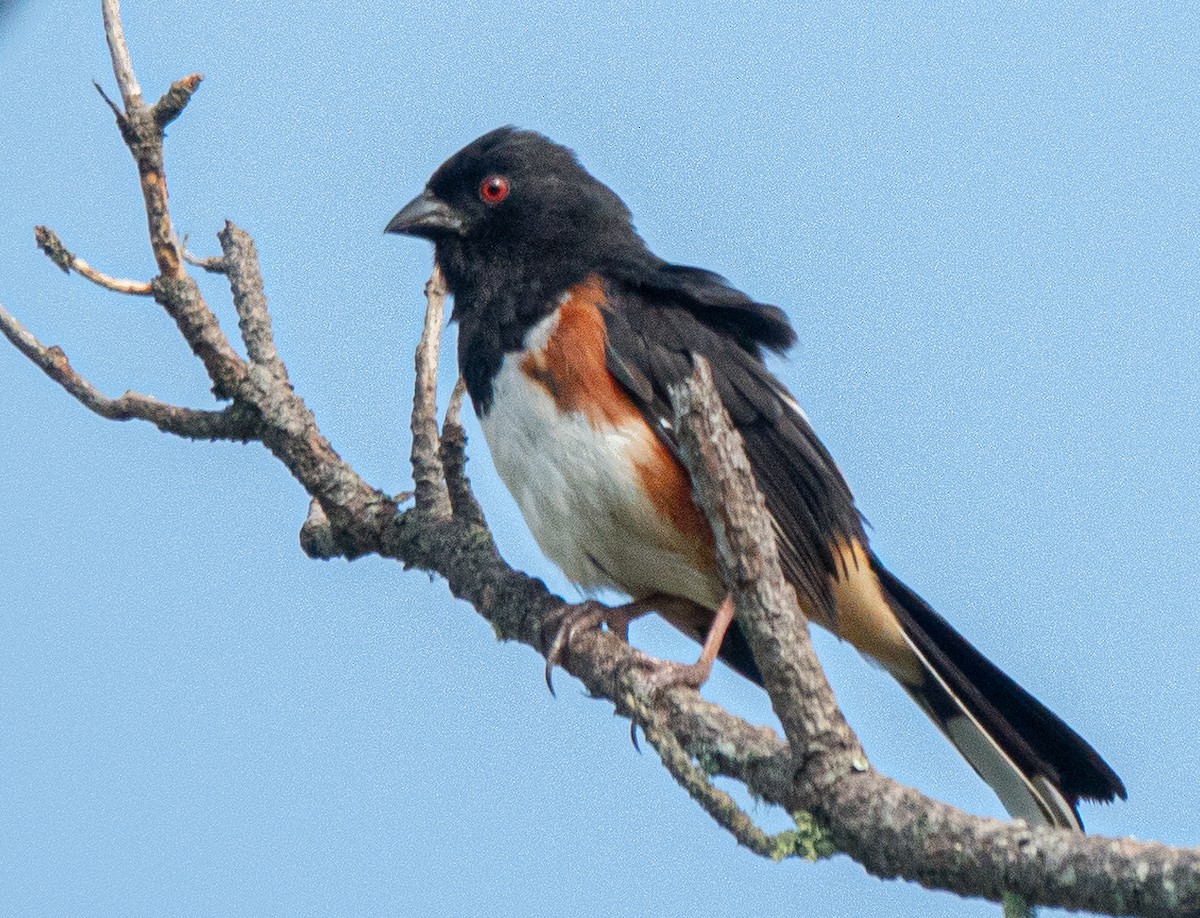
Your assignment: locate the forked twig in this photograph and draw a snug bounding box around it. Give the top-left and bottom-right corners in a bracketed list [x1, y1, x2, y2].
[0, 303, 257, 440]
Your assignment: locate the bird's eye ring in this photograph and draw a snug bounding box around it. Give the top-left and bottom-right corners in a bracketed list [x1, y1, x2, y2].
[480, 175, 510, 204]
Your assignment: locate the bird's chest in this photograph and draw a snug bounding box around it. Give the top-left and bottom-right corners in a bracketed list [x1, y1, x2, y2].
[474, 302, 718, 607]
[478, 348, 658, 594]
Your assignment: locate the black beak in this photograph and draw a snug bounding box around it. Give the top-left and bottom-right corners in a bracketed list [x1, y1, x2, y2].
[385, 189, 466, 238]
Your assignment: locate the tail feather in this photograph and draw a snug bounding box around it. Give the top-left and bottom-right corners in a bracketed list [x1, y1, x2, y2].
[871, 555, 1126, 828]
[712, 552, 1125, 829]
[715, 618, 764, 685]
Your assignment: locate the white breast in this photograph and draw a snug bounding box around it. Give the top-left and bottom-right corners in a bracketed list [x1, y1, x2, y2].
[478, 315, 721, 609]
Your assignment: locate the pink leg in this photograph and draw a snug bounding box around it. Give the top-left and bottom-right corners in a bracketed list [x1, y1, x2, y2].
[641, 594, 736, 696]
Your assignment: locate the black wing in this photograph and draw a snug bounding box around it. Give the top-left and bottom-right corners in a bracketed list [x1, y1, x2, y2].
[601, 270, 866, 624]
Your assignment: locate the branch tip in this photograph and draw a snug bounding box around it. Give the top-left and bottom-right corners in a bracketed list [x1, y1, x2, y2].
[300, 500, 339, 559]
[153, 72, 203, 128]
[35, 225, 71, 273]
[34, 226, 153, 295]
[92, 80, 124, 121]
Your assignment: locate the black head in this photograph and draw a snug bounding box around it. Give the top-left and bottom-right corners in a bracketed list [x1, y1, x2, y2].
[388, 128, 799, 410]
[386, 128, 651, 303]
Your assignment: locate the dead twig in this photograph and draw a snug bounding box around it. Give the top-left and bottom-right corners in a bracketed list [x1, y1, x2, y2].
[410, 264, 451, 517]
[438, 376, 487, 528]
[182, 235, 227, 274]
[34, 226, 152, 296]
[218, 221, 287, 379]
[101, 0, 142, 110]
[152, 73, 202, 128]
[640, 717, 792, 860]
[0, 303, 258, 440]
[443, 375, 467, 429]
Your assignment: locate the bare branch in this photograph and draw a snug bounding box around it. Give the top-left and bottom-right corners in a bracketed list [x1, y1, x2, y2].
[151, 276, 248, 401]
[6, 7, 1197, 916]
[444, 374, 467, 429]
[100, 0, 186, 281]
[93, 80, 123, 122]
[410, 265, 451, 517]
[296, 441, 1195, 914]
[640, 718, 790, 860]
[91, 5, 254, 417]
[666, 358, 1200, 916]
[101, 0, 142, 110]
[34, 226, 152, 296]
[436, 373, 485, 525]
[439, 415, 488, 529]
[218, 221, 287, 378]
[0, 303, 257, 440]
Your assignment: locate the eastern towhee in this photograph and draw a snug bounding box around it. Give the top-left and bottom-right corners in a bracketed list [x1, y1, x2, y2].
[386, 127, 1124, 830]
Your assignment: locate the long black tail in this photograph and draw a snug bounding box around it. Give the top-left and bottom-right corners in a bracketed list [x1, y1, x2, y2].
[872, 556, 1125, 828]
[713, 556, 1125, 828]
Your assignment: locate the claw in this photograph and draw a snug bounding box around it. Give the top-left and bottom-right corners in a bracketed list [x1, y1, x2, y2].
[538, 596, 675, 696]
[540, 595, 700, 696]
[540, 600, 610, 696]
[630, 721, 642, 752]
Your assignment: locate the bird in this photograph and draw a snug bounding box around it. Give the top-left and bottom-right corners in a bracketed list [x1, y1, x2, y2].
[385, 126, 1125, 830]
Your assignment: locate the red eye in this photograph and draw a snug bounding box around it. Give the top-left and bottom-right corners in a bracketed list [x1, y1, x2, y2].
[480, 174, 510, 204]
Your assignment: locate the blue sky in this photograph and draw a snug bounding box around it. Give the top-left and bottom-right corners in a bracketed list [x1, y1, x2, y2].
[1, 2, 1197, 916]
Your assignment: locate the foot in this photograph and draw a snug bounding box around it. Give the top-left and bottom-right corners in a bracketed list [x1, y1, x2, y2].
[611, 654, 718, 704]
[643, 657, 718, 697]
[540, 598, 654, 694]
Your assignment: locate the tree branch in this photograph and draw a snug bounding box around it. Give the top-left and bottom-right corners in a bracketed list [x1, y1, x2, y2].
[218, 221, 287, 380]
[640, 718, 794, 861]
[410, 265, 452, 517]
[101, 0, 142, 110]
[0, 302, 258, 439]
[439, 376, 488, 529]
[34, 226, 153, 296]
[667, 360, 1200, 917]
[152, 73, 202, 129]
[669, 357, 865, 773]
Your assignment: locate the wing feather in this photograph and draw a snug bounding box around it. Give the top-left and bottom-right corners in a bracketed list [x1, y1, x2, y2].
[601, 274, 864, 621]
